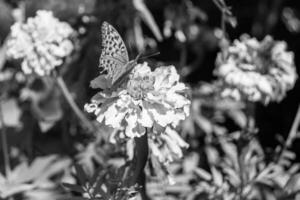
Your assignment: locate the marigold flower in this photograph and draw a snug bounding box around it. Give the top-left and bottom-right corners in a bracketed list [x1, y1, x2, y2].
[6, 10, 75, 76]
[215, 34, 297, 104]
[148, 127, 189, 165]
[85, 62, 190, 138]
[112, 126, 189, 173]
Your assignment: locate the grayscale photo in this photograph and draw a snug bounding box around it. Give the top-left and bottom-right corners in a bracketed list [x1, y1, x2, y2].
[0, 0, 299, 199]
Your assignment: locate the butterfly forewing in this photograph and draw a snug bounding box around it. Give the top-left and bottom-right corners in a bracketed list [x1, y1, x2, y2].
[100, 22, 129, 84]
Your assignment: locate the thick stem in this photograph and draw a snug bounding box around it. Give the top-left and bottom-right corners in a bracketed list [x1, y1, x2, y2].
[129, 132, 149, 200]
[0, 100, 11, 177]
[245, 101, 255, 130]
[55, 75, 95, 133]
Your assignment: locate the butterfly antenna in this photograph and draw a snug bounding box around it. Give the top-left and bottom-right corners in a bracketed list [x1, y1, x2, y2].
[137, 52, 160, 61]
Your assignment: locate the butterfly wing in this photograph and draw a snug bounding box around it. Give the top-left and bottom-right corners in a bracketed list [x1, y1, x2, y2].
[100, 22, 129, 84]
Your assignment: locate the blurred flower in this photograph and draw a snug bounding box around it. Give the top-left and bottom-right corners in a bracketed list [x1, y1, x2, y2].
[6, 10, 75, 76]
[85, 62, 190, 138]
[0, 69, 14, 82]
[215, 34, 297, 104]
[163, 1, 207, 42]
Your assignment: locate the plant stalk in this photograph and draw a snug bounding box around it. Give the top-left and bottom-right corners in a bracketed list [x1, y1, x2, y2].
[55, 75, 96, 133]
[285, 104, 300, 148]
[129, 131, 149, 200]
[274, 103, 300, 163]
[0, 100, 11, 178]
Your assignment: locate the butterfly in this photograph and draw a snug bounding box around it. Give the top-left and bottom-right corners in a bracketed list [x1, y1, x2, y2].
[98, 21, 139, 91]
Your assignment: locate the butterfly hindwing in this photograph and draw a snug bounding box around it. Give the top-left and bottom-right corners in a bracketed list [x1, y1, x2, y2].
[100, 22, 129, 84]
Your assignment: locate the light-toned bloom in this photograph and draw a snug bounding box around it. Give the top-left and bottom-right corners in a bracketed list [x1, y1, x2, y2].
[86, 61, 190, 174]
[113, 126, 189, 175]
[148, 127, 189, 165]
[215, 34, 297, 104]
[6, 10, 75, 76]
[85, 62, 190, 138]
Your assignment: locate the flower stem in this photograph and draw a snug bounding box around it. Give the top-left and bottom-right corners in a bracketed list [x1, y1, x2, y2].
[0, 99, 11, 178]
[285, 104, 300, 148]
[245, 101, 255, 130]
[55, 75, 95, 133]
[129, 132, 149, 199]
[274, 104, 300, 163]
[221, 9, 226, 38]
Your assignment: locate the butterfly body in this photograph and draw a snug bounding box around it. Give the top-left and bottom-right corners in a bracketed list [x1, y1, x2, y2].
[109, 59, 138, 92]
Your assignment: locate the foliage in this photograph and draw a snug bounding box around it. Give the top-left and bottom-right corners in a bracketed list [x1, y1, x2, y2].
[0, 0, 299, 200]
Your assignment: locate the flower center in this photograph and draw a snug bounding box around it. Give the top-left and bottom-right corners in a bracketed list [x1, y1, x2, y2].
[127, 75, 155, 99]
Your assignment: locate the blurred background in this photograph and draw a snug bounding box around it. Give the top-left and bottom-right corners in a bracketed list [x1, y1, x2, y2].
[1, 0, 298, 157]
[0, 0, 299, 199]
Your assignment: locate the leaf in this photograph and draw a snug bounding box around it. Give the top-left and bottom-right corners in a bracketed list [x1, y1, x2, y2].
[76, 142, 107, 176]
[86, 166, 101, 185]
[284, 173, 300, 193]
[132, 0, 163, 41]
[226, 109, 246, 128]
[0, 38, 8, 70]
[282, 7, 300, 33]
[62, 183, 85, 193]
[36, 157, 71, 182]
[0, 98, 21, 128]
[14, 155, 58, 183]
[90, 75, 110, 89]
[223, 166, 240, 187]
[74, 164, 88, 185]
[183, 153, 199, 173]
[91, 93, 106, 103]
[0, 155, 69, 198]
[93, 178, 109, 200]
[0, 0, 14, 40]
[194, 168, 212, 181]
[64, 197, 89, 200]
[194, 114, 213, 134]
[226, 16, 237, 28]
[211, 167, 223, 186]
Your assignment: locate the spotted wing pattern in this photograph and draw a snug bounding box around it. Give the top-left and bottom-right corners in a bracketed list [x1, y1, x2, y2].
[100, 22, 129, 84]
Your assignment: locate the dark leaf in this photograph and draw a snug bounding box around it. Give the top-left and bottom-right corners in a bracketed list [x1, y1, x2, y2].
[62, 183, 85, 193]
[93, 177, 109, 200]
[75, 164, 88, 185]
[133, 0, 163, 41]
[64, 197, 89, 200]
